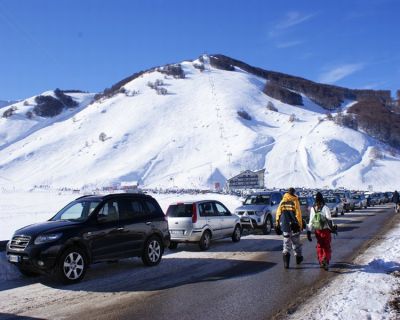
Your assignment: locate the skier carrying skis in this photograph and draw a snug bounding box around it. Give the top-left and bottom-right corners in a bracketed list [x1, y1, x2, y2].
[275, 187, 303, 269]
[307, 192, 337, 271]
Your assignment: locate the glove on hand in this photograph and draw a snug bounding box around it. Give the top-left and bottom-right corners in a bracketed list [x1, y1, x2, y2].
[275, 224, 282, 235]
[306, 231, 312, 242]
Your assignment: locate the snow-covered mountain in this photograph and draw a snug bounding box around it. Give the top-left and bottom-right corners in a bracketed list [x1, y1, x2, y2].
[0, 55, 398, 191]
[0, 90, 95, 152]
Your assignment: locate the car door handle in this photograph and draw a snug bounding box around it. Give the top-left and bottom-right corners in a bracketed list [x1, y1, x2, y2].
[145, 222, 152, 225]
[116, 227, 124, 231]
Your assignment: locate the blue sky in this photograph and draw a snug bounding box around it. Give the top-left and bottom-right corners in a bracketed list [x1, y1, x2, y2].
[0, 0, 399, 100]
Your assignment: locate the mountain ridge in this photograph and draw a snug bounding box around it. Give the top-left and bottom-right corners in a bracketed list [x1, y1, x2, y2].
[93, 54, 392, 110]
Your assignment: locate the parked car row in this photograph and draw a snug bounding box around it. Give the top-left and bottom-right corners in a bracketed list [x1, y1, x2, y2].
[365, 192, 393, 206]
[325, 190, 391, 216]
[6, 188, 395, 284]
[6, 193, 243, 284]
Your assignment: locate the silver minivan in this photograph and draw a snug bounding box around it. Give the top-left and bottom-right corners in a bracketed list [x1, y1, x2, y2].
[166, 200, 242, 250]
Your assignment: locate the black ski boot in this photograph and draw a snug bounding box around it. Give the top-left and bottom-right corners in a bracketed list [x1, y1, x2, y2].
[321, 258, 329, 271]
[296, 255, 303, 265]
[283, 253, 290, 269]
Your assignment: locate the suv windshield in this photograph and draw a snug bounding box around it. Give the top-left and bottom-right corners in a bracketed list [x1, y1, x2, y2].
[244, 195, 270, 205]
[325, 197, 337, 203]
[298, 197, 309, 205]
[51, 200, 101, 221]
[334, 193, 345, 199]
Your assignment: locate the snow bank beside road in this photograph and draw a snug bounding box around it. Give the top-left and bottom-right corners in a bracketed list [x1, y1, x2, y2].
[288, 220, 400, 320]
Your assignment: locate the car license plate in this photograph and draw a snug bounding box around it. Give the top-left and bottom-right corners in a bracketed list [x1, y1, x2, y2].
[241, 218, 250, 222]
[8, 254, 20, 263]
[170, 230, 184, 235]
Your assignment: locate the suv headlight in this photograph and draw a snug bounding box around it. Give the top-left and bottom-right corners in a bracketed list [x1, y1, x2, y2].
[255, 211, 264, 216]
[34, 233, 63, 245]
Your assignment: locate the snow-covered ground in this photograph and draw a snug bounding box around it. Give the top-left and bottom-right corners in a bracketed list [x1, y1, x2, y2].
[0, 57, 399, 191]
[288, 219, 400, 320]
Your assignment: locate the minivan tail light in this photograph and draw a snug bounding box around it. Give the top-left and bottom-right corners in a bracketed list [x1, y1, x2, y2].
[192, 203, 197, 223]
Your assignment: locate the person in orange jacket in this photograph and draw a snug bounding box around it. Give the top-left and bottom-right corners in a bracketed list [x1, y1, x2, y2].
[275, 187, 303, 269]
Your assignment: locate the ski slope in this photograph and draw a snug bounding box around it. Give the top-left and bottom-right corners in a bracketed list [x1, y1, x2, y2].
[0, 57, 399, 191]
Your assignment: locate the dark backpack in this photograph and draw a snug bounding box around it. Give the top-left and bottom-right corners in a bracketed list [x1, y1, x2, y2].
[279, 201, 300, 233]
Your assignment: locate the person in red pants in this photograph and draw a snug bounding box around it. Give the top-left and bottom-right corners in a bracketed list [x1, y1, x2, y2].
[307, 192, 337, 270]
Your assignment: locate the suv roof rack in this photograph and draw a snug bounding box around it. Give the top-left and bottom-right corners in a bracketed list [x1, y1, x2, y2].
[101, 192, 148, 199]
[74, 192, 148, 201]
[75, 195, 95, 200]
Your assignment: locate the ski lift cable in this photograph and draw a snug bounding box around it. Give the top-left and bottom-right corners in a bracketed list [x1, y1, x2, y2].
[204, 55, 233, 165]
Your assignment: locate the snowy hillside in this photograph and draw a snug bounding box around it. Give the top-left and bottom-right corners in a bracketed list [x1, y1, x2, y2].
[0, 91, 94, 152]
[0, 56, 399, 191]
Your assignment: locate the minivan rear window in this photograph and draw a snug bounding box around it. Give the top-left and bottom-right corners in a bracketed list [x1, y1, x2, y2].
[167, 204, 193, 217]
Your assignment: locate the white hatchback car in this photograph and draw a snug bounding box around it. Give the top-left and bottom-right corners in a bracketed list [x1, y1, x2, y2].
[166, 200, 241, 250]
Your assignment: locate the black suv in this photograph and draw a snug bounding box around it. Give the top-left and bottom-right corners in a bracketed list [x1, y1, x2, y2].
[6, 193, 170, 284]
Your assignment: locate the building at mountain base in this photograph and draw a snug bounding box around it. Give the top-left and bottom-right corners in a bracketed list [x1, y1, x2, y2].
[227, 169, 265, 191]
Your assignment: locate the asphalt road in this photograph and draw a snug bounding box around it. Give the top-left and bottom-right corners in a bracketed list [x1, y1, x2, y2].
[0, 204, 398, 320]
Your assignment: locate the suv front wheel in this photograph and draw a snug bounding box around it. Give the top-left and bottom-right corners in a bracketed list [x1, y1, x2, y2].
[262, 215, 273, 235]
[142, 236, 163, 266]
[55, 246, 88, 284]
